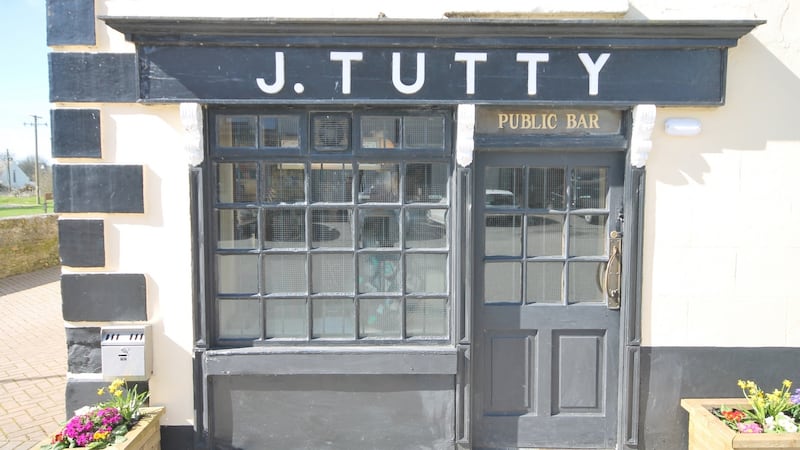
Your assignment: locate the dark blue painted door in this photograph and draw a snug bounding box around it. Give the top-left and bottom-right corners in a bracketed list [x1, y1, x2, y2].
[473, 151, 624, 449]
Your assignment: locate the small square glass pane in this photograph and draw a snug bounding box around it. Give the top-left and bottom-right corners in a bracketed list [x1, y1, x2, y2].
[260, 115, 300, 148]
[484, 262, 521, 303]
[217, 254, 258, 294]
[529, 167, 565, 209]
[218, 299, 260, 339]
[406, 298, 448, 338]
[312, 299, 355, 338]
[569, 215, 607, 257]
[527, 215, 564, 256]
[526, 262, 563, 304]
[361, 116, 400, 149]
[265, 299, 307, 338]
[312, 209, 353, 248]
[217, 162, 258, 203]
[404, 115, 445, 149]
[572, 167, 607, 210]
[313, 114, 350, 151]
[405, 163, 448, 203]
[263, 254, 307, 294]
[568, 262, 605, 303]
[485, 215, 522, 256]
[359, 209, 400, 248]
[310, 163, 353, 203]
[264, 209, 305, 248]
[484, 168, 522, 208]
[358, 164, 399, 203]
[217, 209, 258, 249]
[406, 254, 447, 294]
[359, 298, 401, 338]
[217, 115, 257, 148]
[406, 210, 447, 248]
[311, 253, 354, 294]
[263, 163, 305, 203]
[358, 253, 401, 293]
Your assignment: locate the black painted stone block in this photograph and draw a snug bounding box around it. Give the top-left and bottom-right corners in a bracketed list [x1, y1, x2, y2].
[53, 164, 144, 213]
[49, 53, 137, 102]
[161, 426, 195, 450]
[65, 379, 149, 422]
[46, 0, 96, 46]
[58, 219, 105, 267]
[51, 109, 102, 158]
[61, 273, 147, 322]
[66, 327, 102, 374]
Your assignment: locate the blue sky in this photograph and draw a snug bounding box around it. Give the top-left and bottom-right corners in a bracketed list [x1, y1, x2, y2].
[0, 0, 51, 162]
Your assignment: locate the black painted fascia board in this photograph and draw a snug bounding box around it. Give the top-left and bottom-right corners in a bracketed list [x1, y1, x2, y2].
[101, 17, 764, 48]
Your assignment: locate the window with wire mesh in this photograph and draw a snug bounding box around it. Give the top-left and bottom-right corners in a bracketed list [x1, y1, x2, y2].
[361, 115, 445, 150]
[212, 109, 451, 345]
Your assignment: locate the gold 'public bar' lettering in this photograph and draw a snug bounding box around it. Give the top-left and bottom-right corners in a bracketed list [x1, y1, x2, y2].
[498, 112, 600, 130]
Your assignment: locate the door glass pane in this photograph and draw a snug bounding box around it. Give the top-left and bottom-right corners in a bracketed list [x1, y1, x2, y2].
[406, 254, 447, 294]
[217, 254, 258, 294]
[263, 163, 305, 203]
[361, 116, 400, 149]
[312, 209, 353, 248]
[218, 299, 260, 339]
[312, 299, 355, 338]
[263, 254, 307, 294]
[569, 215, 607, 257]
[526, 262, 563, 304]
[310, 163, 352, 203]
[406, 209, 447, 248]
[359, 164, 399, 203]
[406, 298, 448, 337]
[485, 215, 522, 256]
[265, 299, 307, 338]
[264, 210, 305, 248]
[217, 209, 258, 249]
[217, 162, 258, 203]
[359, 209, 400, 248]
[528, 167, 565, 209]
[359, 298, 401, 338]
[406, 163, 448, 203]
[311, 253, 354, 294]
[572, 167, 607, 210]
[485, 168, 523, 208]
[568, 262, 605, 303]
[484, 262, 521, 303]
[358, 253, 401, 293]
[260, 115, 300, 148]
[526, 215, 564, 256]
[217, 115, 257, 148]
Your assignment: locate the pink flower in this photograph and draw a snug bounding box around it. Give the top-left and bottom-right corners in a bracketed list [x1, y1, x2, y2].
[737, 422, 763, 433]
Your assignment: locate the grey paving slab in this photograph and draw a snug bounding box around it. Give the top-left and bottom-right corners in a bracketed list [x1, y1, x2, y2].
[0, 268, 65, 450]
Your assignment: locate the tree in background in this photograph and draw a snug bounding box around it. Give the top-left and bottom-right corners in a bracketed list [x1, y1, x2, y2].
[17, 155, 53, 196]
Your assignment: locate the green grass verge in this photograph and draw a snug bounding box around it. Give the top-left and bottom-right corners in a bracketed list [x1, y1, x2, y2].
[0, 195, 51, 218]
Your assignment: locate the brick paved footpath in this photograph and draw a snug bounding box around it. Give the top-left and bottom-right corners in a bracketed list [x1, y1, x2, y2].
[0, 268, 65, 450]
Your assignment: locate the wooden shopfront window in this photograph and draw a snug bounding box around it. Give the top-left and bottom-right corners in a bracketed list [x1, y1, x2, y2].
[210, 108, 453, 346]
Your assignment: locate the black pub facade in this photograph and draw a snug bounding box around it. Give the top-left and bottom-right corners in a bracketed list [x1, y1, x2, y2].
[48, 1, 792, 448]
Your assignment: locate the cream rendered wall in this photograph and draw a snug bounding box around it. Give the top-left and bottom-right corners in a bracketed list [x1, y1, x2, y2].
[629, 0, 800, 347]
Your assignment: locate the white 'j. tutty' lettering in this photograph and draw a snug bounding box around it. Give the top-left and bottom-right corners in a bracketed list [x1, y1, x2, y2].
[330, 51, 363, 95]
[392, 52, 426, 94]
[256, 52, 285, 94]
[454, 52, 488, 95]
[578, 53, 610, 96]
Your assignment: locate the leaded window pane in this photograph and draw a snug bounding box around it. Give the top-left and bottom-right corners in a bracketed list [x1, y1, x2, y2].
[404, 116, 445, 149]
[359, 298, 401, 338]
[261, 115, 300, 148]
[218, 299, 261, 339]
[217, 209, 258, 249]
[263, 163, 305, 203]
[358, 253, 401, 293]
[265, 299, 307, 338]
[406, 254, 447, 294]
[311, 253, 355, 294]
[406, 298, 448, 337]
[358, 164, 399, 203]
[217, 162, 258, 203]
[217, 254, 258, 294]
[311, 163, 353, 203]
[264, 210, 305, 248]
[361, 116, 400, 149]
[263, 254, 307, 294]
[217, 115, 257, 148]
[312, 299, 355, 338]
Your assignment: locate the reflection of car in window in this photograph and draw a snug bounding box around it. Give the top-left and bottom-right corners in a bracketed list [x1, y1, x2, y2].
[484, 189, 516, 208]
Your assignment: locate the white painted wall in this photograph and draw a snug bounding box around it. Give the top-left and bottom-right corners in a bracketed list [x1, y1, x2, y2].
[62, 0, 798, 427]
[630, 0, 800, 347]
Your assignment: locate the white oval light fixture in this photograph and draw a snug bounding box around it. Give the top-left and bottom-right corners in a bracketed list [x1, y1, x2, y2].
[664, 117, 702, 136]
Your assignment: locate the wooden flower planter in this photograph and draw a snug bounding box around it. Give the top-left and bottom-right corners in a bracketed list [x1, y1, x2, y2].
[681, 398, 800, 450]
[33, 407, 165, 450]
